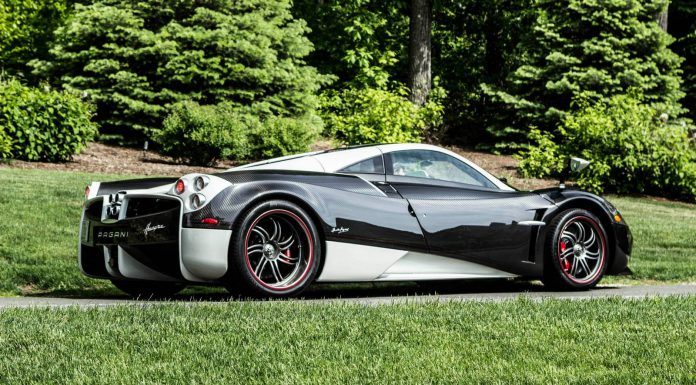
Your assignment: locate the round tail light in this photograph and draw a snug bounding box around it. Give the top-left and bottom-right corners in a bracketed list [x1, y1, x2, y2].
[175, 179, 186, 194]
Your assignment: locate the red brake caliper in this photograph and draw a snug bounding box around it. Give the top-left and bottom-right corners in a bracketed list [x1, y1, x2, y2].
[560, 241, 570, 271]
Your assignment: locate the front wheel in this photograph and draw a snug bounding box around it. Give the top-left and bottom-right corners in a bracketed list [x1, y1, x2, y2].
[226, 200, 321, 298]
[542, 209, 609, 290]
[111, 280, 185, 298]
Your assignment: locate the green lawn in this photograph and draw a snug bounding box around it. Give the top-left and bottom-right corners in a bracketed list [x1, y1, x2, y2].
[607, 195, 696, 282]
[0, 297, 694, 384]
[0, 168, 694, 295]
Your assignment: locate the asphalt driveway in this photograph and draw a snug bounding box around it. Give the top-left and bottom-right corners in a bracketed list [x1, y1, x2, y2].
[1, 282, 694, 308]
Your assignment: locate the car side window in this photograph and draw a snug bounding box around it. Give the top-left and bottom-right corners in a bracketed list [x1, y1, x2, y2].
[339, 155, 385, 174]
[389, 150, 496, 189]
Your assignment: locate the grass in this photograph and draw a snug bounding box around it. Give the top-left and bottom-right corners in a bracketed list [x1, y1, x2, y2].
[0, 168, 119, 295]
[607, 196, 696, 282]
[0, 297, 694, 384]
[0, 167, 694, 295]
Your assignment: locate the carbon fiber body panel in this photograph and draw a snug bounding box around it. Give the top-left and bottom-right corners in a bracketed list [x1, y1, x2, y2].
[97, 178, 177, 195]
[185, 173, 428, 252]
[80, 196, 183, 281]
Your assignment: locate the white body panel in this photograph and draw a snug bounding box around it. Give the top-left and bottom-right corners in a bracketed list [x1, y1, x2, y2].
[376, 252, 517, 281]
[113, 246, 179, 282]
[171, 174, 233, 214]
[317, 241, 517, 282]
[233, 153, 324, 172]
[316, 242, 408, 281]
[180, 228, 233, 281]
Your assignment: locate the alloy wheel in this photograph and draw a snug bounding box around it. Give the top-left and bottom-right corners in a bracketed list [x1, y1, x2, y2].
[557, 216, 606, 284]
[243, 209, 314, 291]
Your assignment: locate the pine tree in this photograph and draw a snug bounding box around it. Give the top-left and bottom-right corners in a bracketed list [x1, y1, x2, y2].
[670, 0, 696, 122]
[0, 0, 73, 79]
[483, 0, 686, 150]
[31, 0, 327, 139]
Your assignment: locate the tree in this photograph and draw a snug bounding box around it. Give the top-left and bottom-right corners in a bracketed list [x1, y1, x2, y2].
[32, 0, 328, 141]
[656, 3, 668, 31]
[294, 0, 444, 143]
[0, 0, 73, 79]
[483, 0, 686, 150]
[432, 0, 535, 145]
[669, 0, 696, 122]
[292, 0, 409, 89]
[408, 0, 432, 105]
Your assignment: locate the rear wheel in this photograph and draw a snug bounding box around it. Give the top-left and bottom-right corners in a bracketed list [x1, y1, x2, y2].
[542, 209, 608, 290]
[111, 280, 185, 298]
[226, 200, 321, 298]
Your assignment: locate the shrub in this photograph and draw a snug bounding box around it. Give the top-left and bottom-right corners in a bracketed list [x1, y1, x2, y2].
[249, 114, 322, 160]
[321, 87, 443, 145]
[155, 101, 252, 166]
[0, 128, 12, 159]
[0, 78, 97, 161]
[515, 129, 564, 179]
[518, 93, 696, 200]
[155, 101, 320, 165]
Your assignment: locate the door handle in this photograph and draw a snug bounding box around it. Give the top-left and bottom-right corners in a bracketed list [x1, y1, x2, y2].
[407, 204, 417, 217]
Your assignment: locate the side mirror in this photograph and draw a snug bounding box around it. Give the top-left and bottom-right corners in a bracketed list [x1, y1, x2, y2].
[569, 157, 590, 173]
[560, 157, 590, 189]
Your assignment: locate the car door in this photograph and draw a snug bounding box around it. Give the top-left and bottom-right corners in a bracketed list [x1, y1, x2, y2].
[385, 149, 552, 275]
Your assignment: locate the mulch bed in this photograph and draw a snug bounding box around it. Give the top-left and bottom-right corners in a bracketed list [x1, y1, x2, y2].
[0, 142, 232, 176]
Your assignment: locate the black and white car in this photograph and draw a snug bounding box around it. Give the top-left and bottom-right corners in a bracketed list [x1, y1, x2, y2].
[79, 143, 632, 297]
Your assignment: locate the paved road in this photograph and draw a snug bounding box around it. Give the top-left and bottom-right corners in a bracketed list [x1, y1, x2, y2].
[0, 282, 694, 308]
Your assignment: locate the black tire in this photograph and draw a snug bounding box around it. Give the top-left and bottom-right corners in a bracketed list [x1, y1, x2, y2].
[226, 200, 322, 298]
[111, 280, 185, 298]
[542, 209, 609, 290]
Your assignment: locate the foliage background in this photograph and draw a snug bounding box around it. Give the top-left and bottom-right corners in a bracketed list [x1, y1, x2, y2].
[30, 0, 327, 142]
[0, 0, 694, 198]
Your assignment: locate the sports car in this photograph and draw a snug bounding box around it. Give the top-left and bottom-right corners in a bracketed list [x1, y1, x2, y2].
[78, 143, 632, 297]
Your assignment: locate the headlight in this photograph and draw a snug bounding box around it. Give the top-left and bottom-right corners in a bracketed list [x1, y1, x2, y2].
[190, 193, 206, 209]
[194, 176, 209, 191]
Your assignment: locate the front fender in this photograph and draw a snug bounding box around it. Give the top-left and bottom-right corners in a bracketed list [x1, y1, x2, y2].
[535, 188, 631, 275]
